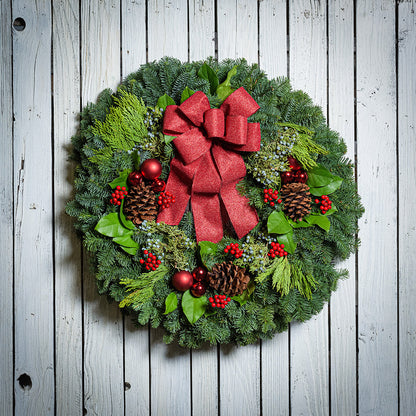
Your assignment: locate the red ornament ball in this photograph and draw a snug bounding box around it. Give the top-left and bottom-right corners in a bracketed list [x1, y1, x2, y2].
[151, 178, 166, 193]
[128, 171, 143, 187]
[287, 156, 302, 170]
[172, 271, 193, 292]
[191, 282, 207, 297]
[140, 158, 162, 180]
[294, 170, 308, 183]
[192, 266, 208, 282]
[281, 171, 293, 184]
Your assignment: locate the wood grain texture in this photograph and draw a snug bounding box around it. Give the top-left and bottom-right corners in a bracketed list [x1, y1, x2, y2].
[259, 2, 290, 414]
[52, 1, 83, 414]
[327, 1, 356, 415]
[398, 1, 416, 414]
[188, 5, 218, 415]
[289, 1, 329, 414]
[81, 1, 124, 415]
[147, 0, 188, 62]
[12, 0, 54, 414]
[356, 1, 398, 415]
[189, 0, 215, 61]
[0, 2, 14, 415]
[217, 0, 258, 63]
[121, 3, 150, 414]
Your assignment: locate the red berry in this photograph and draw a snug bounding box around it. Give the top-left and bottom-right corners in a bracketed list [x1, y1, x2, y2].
[270, 202, 275, 207]
[277, 199, 282, 204]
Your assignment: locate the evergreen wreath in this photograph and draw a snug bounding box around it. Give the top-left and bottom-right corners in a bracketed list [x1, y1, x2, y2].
[67, 57, 364, 348]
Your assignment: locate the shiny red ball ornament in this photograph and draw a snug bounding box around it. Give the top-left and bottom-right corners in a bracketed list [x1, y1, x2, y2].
[287, 156, 302, 170]
[151, 178, 166, 193]
[140, 158, 162, 180]
[192, 266, 208, 282]
[296, 171, 308, 183]
[191, 282, 207, 297]
[172, 271, 193, 291]
[128, 171, 143, 187]
[281, 171, 294, 184]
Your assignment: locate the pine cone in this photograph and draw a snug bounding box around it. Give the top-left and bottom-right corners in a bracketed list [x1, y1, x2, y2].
[280, 182, 312, 222]
[123, 182, 158, 226]
[207, 261, 250, 297]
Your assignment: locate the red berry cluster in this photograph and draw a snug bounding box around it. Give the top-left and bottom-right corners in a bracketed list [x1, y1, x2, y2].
[139, 250, 162, 271]
[263, 188, 282, 206]
[267, 241, 288, 258]
[224, 243, 243, 258]
[158, 191, 176, 210]
[315, 195, 332, 214]
[110, 186, 128, 205]
[209, 294, 231, 309]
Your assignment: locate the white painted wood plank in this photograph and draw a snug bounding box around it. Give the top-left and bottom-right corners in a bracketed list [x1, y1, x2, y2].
[217, 0, 258, 63]
[0, 2, 14, 415]
[147, 3, 191, 415]
[81, 1, 124, 414]
[187, 5, 218, 415]
[328, 2, 356, 415]
[52, 1, 83, 414]
[259, 0, 287, 78]
[147, 0, 188, 62]
[12, 1, 54, 414]
[356, 1, 398, 415]
[259, 2, 290, 415]
[189, 0, 215, 61]
[398, 1, 416, 415]
[122, 0, 146, 76]
[217, 3, 261, 414]
[121, 2, 150, 414]
[289, 1, 329, 414]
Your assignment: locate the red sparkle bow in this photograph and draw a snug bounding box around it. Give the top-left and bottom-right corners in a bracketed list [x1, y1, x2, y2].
[157, 87, 261, 243]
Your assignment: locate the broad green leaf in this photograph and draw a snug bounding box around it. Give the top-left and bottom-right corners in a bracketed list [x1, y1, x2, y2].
[95, 213, 130, 237]
[276, 231, 297, 254]
[180, 86, 195, 103]
[119, 199, 136, 230]
[109, 169, 130, 189]
[305, 214, 331, 232]
[181, 290, 208, 324]
[306, 165, 335, 187]
[164, 134, 176, 144]
[198, 63, 219, 95]
[324, 203, 337, 216]
[232, 280, 255, 306]
[156, 94, 175, 110]
[309, 177, 343, 196]
[288, 218, 312, 228]
[119, 246, 138, 255]
[164, 292, 178, 315]
[199, 241, 218, 256]
[216, 65, 237, 101]
[267, 211, 292, 235]
[113, 234, 138, 248]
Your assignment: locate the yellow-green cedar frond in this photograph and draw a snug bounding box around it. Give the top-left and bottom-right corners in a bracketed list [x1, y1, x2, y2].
[92, 90, 148, 152]
[271, 256, 291, 296]
[290, 262, 317, 300]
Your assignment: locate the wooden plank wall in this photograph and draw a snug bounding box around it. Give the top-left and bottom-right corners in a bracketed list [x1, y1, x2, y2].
[1, 1, 415, 415]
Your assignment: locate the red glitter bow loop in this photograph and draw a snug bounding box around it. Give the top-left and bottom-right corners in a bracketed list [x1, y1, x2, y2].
[157, 87, 261, 243]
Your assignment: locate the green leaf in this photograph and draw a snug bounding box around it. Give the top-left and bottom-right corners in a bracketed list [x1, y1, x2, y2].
[156, 94, 175, 110]
[164, 134, 176, 144]
[288, 218, 312, 228]
[306, 165, 334, 187]
[180, 86, 195, 103]
[198, 241, 218, 268]
[119, 199, 136, 230]
[309, 177, 343, 196]
[267, 211, 292, 235]
[216, 65, 237, 101]
[181, 290, 208, 324]
[304, 214, 331, 232]
[109, 169, 130, 189]
[95, 213, 130, 237]
[164, 292, 178, 315]
[113, 234, 138, 248]
[276, 231, 297, 254]
[119, 246, 138, 255]
[324, 203, 337, 216]
[232, 280, 255, 306]
[198, 63, 219, 95]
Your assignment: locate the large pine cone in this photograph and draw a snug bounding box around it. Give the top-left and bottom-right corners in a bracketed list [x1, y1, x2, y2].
[280, 182, 312, 222]
[123, 182, 158, 226]
[207, 262, 250, 297]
